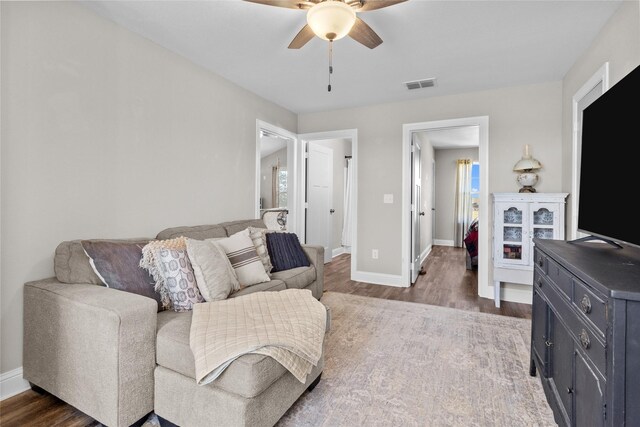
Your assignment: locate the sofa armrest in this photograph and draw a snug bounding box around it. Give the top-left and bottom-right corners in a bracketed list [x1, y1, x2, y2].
[23, 278, 157, 427]
[301, 245, 324, 299]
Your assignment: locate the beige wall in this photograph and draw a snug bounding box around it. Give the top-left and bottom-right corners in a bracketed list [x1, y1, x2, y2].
[298, 82, 563, 277]
[562, 0, 640, 236]
[0, 1, 297, 373]
[434, 148, 480, 244]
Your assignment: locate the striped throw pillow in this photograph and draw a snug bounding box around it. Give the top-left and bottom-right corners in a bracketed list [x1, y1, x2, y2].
[217, 229, 270, 287]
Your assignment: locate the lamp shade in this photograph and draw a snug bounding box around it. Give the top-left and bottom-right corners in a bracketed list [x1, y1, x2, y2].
[513, 157, 542, 172]
[307, 1, 356, 41]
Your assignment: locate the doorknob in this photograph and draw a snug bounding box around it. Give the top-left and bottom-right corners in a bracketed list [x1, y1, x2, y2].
[330, 209, 335, 214]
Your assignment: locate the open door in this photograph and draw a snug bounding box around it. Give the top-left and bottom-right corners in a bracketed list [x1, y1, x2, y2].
[306, 142, 333, 264]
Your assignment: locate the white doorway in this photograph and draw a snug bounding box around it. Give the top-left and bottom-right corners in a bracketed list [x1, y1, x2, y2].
[402, 116, 489, 298]
[410, 136, 423, 283]
[255, 120, 299, 235]
[306, 142, 333, 264]
[299, 129, 357, 276]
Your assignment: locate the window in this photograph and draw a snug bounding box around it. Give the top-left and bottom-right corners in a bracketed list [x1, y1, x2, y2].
[471, 162, 480, 220]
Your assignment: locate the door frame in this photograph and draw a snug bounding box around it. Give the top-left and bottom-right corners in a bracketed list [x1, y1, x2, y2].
[570, 62, 609, 240]
[410, 137, 422, 283]
[401, 116, 489, 297]
[298, 129, 357, 277]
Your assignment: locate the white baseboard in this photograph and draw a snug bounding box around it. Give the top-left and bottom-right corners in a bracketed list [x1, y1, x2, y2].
[433, 239, 454, 247]
[332, 247, 346, 258]
[502, 286, 533, 305]
[1, 367, 30, 401]
[352, 271, 407, 287]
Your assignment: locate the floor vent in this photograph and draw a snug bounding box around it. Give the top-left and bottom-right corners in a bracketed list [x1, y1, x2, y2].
[405, 78, 436, 90]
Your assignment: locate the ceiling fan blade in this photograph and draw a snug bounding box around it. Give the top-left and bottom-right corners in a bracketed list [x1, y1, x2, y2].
[349, 17, 383, 49]
[353, 0, 407, 12]
[288, 24, 316, 49]
[243, 0, 315, 10]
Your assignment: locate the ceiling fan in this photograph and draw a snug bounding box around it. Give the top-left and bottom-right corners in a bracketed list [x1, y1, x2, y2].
[244, 0, 407, 91]
[244, 0, 407, 49]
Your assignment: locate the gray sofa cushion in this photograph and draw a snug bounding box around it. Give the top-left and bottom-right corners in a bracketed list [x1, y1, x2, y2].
[155, 219, 267, 241]
[156, 310, 287, 398]
[54, 238, 151, 285]
[229, 279, 286, 298]
[221, 219, 268, 236]
[155, 224, 228, 241]
[270, 266, 316, 290]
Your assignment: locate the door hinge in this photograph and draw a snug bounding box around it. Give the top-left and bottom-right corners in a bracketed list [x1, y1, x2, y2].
[603, 403, 607, 420]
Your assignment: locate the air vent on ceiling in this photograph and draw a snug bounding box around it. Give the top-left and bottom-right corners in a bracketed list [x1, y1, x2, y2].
[405, 78, 436, 90]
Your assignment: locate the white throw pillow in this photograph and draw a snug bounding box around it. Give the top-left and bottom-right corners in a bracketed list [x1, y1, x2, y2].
[186, 238, 240, 301]
[217, 229, 271, 287]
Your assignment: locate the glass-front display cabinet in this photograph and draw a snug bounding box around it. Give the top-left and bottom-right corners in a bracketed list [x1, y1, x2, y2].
[492, 193, 568, 307]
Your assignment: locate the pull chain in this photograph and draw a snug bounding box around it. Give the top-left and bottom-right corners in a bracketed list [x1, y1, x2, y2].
[328, 40, 333, 92]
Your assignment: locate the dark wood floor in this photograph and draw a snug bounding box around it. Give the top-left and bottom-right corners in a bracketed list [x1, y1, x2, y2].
[0, 245, 530, 426]
[324, 246, 531, 319]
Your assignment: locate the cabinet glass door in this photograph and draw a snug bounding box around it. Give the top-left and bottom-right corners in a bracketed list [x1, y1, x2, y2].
[495, 203, 529, 266]
[532, 203, 559, 240]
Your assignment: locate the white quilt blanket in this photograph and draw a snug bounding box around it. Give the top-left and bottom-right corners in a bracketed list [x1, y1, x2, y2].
[190, 288, 327, 385]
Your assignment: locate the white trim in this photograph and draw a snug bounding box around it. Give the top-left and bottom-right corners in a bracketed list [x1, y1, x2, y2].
[298, 129, 358, 282]
[570, 63, 609, 240]
[352, 271, 406, 287]
[501, 286, 534, 305]
[402, 117, 489, 301]
[255, 120, 299, 235]
[1, 367, 30, 401]
[433, 239, 454, 247]
[332, 247, 346, 258]
[419, 245, 432, 265]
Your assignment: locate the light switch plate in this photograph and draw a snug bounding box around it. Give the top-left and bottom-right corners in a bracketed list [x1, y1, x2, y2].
[384, 194, 394, 204]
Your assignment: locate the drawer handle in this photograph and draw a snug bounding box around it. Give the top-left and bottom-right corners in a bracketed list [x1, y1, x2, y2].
[537, 258, 544, 267]
[580, 295, 592, 314]
[537, 278, 543, 287]
[567, 387, 573, 394]
[545, 340, 553, 348]
[579, 329, 591, 350]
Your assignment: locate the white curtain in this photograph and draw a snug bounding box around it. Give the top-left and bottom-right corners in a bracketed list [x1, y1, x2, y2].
[454, 159, 473, 247]
[341, 158, 353, 247]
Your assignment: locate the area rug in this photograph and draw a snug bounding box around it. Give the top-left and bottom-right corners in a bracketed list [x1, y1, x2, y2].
[276, 292, 556, 427]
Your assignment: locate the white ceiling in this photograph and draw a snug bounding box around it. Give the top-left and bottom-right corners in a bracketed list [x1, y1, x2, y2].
[81, 0, 622, 115]
[423, 125, 480, 149]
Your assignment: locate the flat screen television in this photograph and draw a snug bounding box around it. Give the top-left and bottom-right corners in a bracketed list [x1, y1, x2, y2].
[577, 63, 640, 249]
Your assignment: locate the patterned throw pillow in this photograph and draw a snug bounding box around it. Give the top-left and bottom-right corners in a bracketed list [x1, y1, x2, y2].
[186, 238, 240, 301]
[265, 232, 310, 273]
[140, 236, 203, 311]
[81, 240, 162, 310]
[247, 226, 273, 275]
[155, 248, 204, 312]
[217, 229, 271, 287]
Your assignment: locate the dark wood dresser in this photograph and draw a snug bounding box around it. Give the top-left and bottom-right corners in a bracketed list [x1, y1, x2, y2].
[530, 238, 640, 427]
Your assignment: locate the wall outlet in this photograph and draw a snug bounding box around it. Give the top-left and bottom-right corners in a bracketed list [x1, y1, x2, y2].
[372, 249, 379, 259]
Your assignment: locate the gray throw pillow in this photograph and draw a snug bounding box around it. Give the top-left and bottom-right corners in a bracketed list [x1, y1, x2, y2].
[186, 238, 240, 301]
[81, 240, 161, 310]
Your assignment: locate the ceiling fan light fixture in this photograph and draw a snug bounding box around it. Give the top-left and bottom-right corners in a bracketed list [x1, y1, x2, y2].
[306, 1, 356, 41]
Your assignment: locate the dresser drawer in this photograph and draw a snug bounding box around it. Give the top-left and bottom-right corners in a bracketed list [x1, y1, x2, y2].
[544, 257, 573, 300]
[572, 279, 607, 338]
